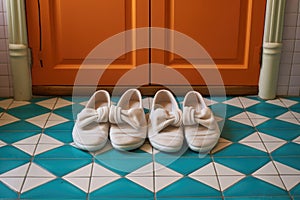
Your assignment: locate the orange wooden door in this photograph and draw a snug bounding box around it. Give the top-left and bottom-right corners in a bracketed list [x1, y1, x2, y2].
[26, 0, 149, 86]
[151, 0, 266, 86]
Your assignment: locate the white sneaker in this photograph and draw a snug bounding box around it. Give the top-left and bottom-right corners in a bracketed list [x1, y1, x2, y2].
[183, 91, 220, 153]
[72, 90, 110, 151]
[148, 90, 183, 152]
[109, 89, 147, 151]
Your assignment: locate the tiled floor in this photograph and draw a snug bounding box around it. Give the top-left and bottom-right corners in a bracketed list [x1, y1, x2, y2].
[0, 96, 300, 199]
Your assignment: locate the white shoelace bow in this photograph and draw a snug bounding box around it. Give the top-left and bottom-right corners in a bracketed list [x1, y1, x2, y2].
[183, 106, 215, 128]
[77, 107, 109, 128]
[109, 105, 145, 130]
[150, 108, 182, 133]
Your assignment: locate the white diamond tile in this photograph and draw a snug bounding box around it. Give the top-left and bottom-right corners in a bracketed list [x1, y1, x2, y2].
[0, 163, 30, 177]
[218, 175, 245, 191]
[240, 142, 267, 152]
[189, 163, 216, 176]
[280, 175, 300, 190]
[27, 163, 56, 177]
[293, 136, 300, 144]
[79, 101, 88, 106]
[276, 111, 296, 119]
[266, 99, 286, 107]
[48, 113, 68, 121]
[89, 176, 120, 193]
[92, 163, 121, 177]
[126, 176, 154, 192]
[155, 176, 182, 192]
[258, 132, 284, 142]
[64, 163, 92, 177]
[13, 134, 41, 145]
[0, 113, 19, 126]
[63, 177, 90, 193]
[280, 98, 298, 107]
[246, 112, 269, 119]
[291, 111, 300, 119]
[189, 176, 220, 191]
[0, 139, 6, 148]
[0, 99, 13, 109]
[154, 162, 183, 177]
[126, 163, 153, 177]
[0, 177, 25, 192]
[276, 117, 300, 125]
[54, 98, 74, 109]
[203, 97, 218, 107]
[214, 162, 244, 176]
[230, 112, 249, 119]
[26, 113, 51, 128]
[254, 175, 285, 190]
[229, 117, 253, 127]
[274, 161, 300, 175]
[39, 134, 64, 145]
[264, 142, 287, 153]
[13, 144, 36, 156]
[36, 98, 57, 109]
[253, 161, 278, 175]
[34, 143, 63, 155]
[249, 118, 270, 126]
[239, 97, 260, 108]
[21, 177, 55, 193]
[223, 97, 243, 108]
[239, 132, 262, 143]
[8, 101, 30, 109]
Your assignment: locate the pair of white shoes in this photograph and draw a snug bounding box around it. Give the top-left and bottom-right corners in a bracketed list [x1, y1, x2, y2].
[72, 89, 220, 153]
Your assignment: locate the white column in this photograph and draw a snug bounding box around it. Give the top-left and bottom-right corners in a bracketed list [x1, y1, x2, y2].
[258, 0, 286, 99]
[7, 0, 32, 100]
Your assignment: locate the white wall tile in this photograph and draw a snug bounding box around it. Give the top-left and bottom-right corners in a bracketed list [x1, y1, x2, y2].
[282, 40, 295, 52]
[0, 64, 8, 75]
[288, 86, 300, 95]
[289, 76, 300, 86]
[277, 86, 289, 96]
[0, 75, 9, 87]
[293, 53, 300, 64]
[0, 26, 5, 38]
[280, 52, 293, 64]
[0, 0, 3, 12]
[277, 75, 290, 86]
[295, 40, 300, 52]
[284, 14, 298, 26]
[0, 38, 6, 50]
[296, 27, 300, 39]
[285, 0, 299, 13]
[283, 27, 296, 39]
[0, 87, 10, 97]
[291, 64, 300, 75]
[279, 64, 292, 76]
[0, 51, 8, 63]
[0, 13, 4, 26]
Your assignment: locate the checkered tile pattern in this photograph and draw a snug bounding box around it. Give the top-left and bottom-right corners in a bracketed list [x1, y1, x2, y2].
[0, 96, 299, 199]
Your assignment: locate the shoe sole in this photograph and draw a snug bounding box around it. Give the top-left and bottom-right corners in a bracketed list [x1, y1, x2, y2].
[73, 138, 107, 152]
[150, 140, 182, 153]
[111, 139, 145, 151]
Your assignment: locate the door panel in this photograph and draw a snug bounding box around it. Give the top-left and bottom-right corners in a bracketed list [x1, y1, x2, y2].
[151, 0, 266, 85]
[27, 0, 149, 86]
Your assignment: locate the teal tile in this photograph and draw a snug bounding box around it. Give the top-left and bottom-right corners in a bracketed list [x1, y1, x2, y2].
[21, 178, 86, 199]
[45, 121, 75, 131]
[95, 148, 152, 160]
[257, 119, 300, 130]
[7, 104, 50, 119]
[0, 120, 41, 131]
[0, 181, 18, 198]
[222, 120, 254, 131]
[273, 157, 300, 171]
[157, 177, 221, 197]
[35, 145, 92, 159]
[214, 157, 270, 175]
[155, 156, 212, 175]
[154, 145, 206, 159]
[0, 159, 29, 174]
[213, 143, 268, 157]
[223, 176, 288, 197]
[257, 128, 300, 141]
[290, 103, 300, 113]
[90, 198, 153, 200]
[291, 183, 300, 196]
[30, 97, 56, 103]
[272, 142, 300, 157]
[33, 159, 91, 177]
[95, 157, 152, 176]
[69, 96, 90, 104]
[211, 104, 244, 118]
[53, 104, 84, 120]
[90, 178, 153, 198]
[158, 198, 222, 200]
[43, 130, 73, 143]
[0, 131, 40, 144]
[247, 103, 288, 118]
[0, 146, 31, 159]
[221, 128, 256, 142]
[110, 96, 121, 104]
[224, 196, 291, 200]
